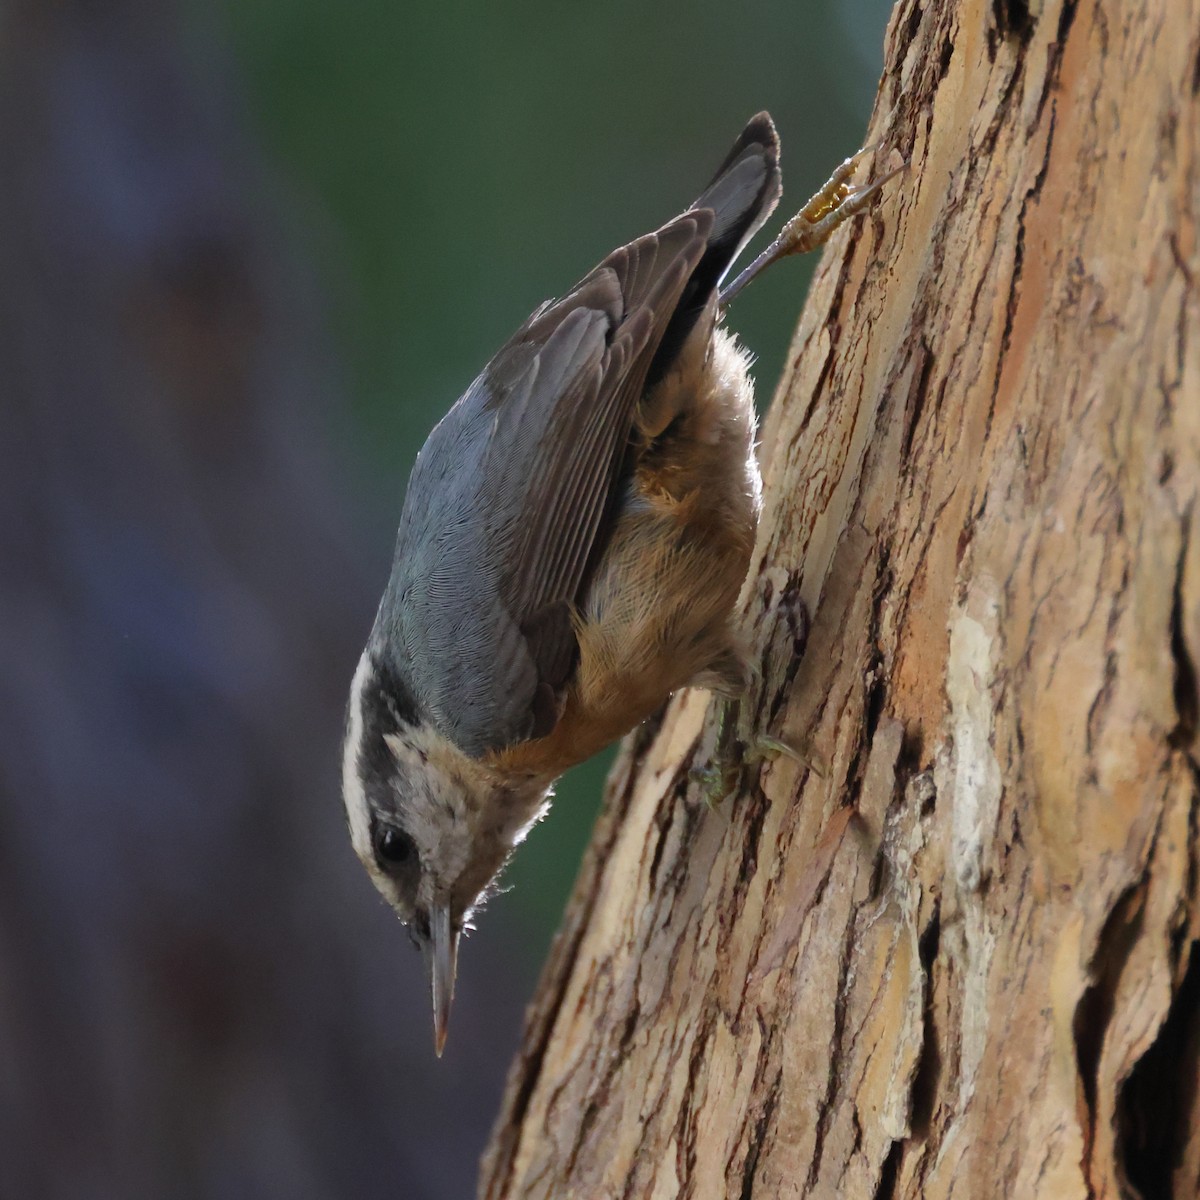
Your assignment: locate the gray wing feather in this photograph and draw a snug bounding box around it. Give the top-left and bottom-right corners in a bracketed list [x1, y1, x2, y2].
[691, 111, 781, 277]
[378, 213, 711, 756]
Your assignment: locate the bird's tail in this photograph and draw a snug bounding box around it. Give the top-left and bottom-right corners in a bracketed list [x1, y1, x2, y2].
[645, 113, 781, 389]
[690, 111, 782, 289]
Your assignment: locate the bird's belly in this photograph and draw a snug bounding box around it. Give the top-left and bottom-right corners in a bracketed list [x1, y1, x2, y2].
[493, 483, 755, 780]
[491, 327, 761, 782]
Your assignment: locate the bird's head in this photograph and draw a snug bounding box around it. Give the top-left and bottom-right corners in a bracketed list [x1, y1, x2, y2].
[341, 648, 549, 1054]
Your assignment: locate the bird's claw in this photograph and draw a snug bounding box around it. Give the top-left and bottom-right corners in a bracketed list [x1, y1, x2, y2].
[693, 700, 825, 808]
[689, 759, 739, 812]
[719, 142, 905, 307]
[745, 731, 826, 780]
[779, 148, 907, 256]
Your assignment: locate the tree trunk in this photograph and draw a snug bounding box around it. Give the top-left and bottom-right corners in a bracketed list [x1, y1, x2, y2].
[479, 0, 1200, 1196]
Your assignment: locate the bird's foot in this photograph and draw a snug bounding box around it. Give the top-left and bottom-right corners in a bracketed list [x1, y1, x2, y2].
[691, 699, 824, 808]
[690, 758, 740, 812]
[777, 142, 906, 255]
[719, 143, 906, 305]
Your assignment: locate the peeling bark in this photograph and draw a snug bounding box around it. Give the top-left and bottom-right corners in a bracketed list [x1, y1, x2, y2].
[480, 0, 1200, 1196]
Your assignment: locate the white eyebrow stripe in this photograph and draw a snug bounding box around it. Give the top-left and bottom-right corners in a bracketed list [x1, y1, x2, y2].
[342, 649, 374, 863]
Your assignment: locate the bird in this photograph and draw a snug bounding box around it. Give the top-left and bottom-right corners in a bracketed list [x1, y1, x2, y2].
[342, 113, 902, 1055]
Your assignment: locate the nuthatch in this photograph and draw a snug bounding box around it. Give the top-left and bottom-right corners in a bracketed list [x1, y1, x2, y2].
[342, 113, 901, 1054]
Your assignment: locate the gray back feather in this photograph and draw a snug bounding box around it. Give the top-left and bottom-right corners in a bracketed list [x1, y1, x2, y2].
[376, 217, 710, 756]
[373, 114, 782, 758]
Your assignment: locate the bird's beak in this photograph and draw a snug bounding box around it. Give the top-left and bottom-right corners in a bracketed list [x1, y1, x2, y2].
[423, 903, 458, 1057]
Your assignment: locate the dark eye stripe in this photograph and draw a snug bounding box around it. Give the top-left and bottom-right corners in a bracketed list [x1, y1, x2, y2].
[356, 659, 421, 815]
[363, 656, 421, 730]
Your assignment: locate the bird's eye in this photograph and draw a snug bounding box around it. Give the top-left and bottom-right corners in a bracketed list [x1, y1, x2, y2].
[373, 824, 417, 869]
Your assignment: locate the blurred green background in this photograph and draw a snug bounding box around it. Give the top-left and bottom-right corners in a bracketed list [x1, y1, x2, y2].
[221, 0, 888, 954]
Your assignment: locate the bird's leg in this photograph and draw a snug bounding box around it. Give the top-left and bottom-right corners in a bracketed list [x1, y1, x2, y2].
[718, 143, 906, 308]
[691, 671, 825, 809]
[735, 703, 824, 781]
[691, 695, 745, 810]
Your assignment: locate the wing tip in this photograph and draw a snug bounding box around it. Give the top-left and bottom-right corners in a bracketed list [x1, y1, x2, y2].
[693, 112, 783, 250]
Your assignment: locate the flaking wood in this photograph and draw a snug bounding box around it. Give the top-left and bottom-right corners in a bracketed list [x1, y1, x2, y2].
[480, 0, 1200, 1196]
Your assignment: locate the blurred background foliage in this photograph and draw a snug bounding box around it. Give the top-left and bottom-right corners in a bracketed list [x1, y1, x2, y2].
[2, 0, 886, 1195]
[219, 0, 887, 941]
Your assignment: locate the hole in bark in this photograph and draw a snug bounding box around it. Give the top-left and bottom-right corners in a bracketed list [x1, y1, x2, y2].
[937, 34, 954, 80]
[874, 1138, 903, 1199]
[1169, 512, 1198, 749]
[909, 903, 943, 1139]
[992, 0, 1032, 40]
[1118, 940, 1200, 1199]
[902, 0, 923, 49]
[866, 844, 891, 904]
[1074, 887, 1146, 1149]
[900, 338, 934, 462]
[864, 662, 887, 740]
[898, 722, 927, 778]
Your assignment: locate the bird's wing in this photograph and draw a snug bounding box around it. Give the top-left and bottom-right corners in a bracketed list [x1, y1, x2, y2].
[389, 212, 711, 755]
[493, 217, 714, 680]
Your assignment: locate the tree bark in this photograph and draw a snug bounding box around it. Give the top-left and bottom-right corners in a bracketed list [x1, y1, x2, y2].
[479, 0, 1200, 1196]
